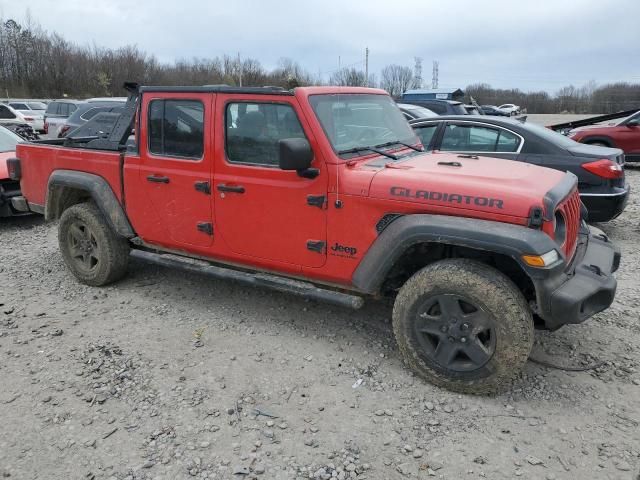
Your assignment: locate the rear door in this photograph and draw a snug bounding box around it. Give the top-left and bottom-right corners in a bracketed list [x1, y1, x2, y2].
[129, 92, 214, 248]
[213, 95, 328, 267]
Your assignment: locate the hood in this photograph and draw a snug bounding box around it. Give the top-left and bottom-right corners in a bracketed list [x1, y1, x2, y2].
[0, 151, 14, 179]
[368, 152, 567, 219]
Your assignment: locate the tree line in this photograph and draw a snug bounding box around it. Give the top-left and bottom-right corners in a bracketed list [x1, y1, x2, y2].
[1, 17, 639, 114]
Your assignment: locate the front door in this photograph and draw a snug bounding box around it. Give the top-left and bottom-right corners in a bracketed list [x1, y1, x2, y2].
[134, 93, 214, 248]
[213, 97, 328, 267]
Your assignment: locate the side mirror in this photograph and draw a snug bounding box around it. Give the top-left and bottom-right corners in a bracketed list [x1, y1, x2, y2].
[279, 138, 314, 175]
[626, 119, 639, 128]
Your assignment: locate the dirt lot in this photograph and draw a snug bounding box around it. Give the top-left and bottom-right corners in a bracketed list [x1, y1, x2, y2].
[1, 171, 639, 480]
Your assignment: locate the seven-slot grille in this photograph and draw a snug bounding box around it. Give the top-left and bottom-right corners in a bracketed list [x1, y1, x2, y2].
[556, 189, 581, 259]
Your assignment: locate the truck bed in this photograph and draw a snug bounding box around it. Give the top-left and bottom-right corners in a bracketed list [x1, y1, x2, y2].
[16, 142, 123, 210]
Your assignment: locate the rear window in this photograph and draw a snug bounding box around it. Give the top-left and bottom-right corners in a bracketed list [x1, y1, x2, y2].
[148, 99, 204, 159]
[81, 107, 110, 121]
[451, 104, 468, 115]
[9, 103, 28, 110]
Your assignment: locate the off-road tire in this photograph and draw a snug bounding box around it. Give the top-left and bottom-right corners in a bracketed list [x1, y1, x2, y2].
[58, 202, 130, 286]
[393, 259, 533, 394]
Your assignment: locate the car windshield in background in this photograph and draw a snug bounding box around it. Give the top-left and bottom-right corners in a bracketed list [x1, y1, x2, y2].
[407, 105, 437, 118]
[309, 94, 417, 154]
[520, 120, 581, 148]
[0, 126, 23, 152]
[27, 102, 47, 110]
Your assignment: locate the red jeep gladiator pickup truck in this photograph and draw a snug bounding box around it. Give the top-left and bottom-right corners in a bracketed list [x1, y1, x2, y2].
[8, 84, 620, 393]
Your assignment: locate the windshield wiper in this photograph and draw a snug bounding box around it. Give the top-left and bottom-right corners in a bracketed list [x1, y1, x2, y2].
[337, 146, 398, 160]
[374, 140, 423, 152]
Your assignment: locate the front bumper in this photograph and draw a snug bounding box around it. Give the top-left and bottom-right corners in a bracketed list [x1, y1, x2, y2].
[535, 225, 619, 330]
[580, 185, 630, 223]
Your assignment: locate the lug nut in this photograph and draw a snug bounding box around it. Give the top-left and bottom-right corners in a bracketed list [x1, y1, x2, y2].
[440, 326, 448, 333]
[460, 337, 467, 343]
[448, 337, 455, 343]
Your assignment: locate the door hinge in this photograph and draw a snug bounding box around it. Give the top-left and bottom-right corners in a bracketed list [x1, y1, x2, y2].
[307, 194, 326, 209]
[306, 240, 326, 253]
[197, 222, 213, 235]
[194, 181, 211, 195]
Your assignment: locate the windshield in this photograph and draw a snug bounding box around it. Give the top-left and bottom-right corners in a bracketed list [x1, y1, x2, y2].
[613, 110, 640, 126]
[309, 94, 417, 154]
[0, 127, 22, 152]
[520, 121, 582, 148]
[27, 102, 47, 110]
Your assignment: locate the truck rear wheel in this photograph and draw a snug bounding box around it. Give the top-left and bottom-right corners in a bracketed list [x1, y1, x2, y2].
[59, 202, 130, 286]
[393, 259, 533, 394]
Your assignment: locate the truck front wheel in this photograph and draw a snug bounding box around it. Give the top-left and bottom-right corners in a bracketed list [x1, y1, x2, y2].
[59, 202, 130, 286]
[393, 259, 533, 394]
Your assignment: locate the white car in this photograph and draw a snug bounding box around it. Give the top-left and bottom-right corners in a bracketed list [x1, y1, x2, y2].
[498, 104, 521, 116]
[9, 100, 47, 132]
[0, 103, 44, 133]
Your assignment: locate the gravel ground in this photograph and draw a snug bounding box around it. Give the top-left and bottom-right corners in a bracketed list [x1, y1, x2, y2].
[1, 170, 639, 480]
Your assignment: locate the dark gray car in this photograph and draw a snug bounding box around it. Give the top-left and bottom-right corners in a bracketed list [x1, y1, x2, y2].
[410, 116, 629, 222]
[59, 101, 126, 137]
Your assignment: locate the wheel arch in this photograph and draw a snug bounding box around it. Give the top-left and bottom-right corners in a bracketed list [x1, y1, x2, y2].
[46, 170, 134, 238]
[353, 214, 559, 300]
[581, 135, 615, 147]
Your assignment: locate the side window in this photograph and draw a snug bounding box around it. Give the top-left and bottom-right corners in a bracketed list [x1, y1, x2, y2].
[148, 99, 204, 159]
[45, 102, 58, 115]
[415, 125, 438, 148]
[58, 103, 69, 116]
[0, 105, 16, 119]
[441, 124, 501, 152]
[496, 129, 521, 152]
[225, 102, 306, 166]
[68, 104, 78, 114]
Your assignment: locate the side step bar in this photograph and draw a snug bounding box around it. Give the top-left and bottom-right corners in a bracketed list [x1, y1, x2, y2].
[131, 249, 365, 310]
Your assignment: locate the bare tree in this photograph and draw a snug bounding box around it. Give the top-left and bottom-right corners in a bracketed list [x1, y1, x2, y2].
[380, 64, 414, 98]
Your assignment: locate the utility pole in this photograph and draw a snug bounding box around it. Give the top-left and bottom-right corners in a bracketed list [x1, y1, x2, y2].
[237, 52, 242, 87]
[364, 47, 369, 87]
[432, 60, 439, 89]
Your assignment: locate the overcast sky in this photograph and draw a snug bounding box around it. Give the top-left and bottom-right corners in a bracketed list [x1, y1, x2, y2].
[1, 0, 639, 92]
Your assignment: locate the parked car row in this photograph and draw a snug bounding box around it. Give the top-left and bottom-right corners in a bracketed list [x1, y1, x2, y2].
[44, 98, 126, 137]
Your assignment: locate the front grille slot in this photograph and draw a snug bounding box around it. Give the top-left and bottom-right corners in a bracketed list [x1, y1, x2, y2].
[556, 189, 581, 259]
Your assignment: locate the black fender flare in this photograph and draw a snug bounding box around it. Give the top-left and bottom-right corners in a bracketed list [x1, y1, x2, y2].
[352, 214, 560, 295]
[46, 169, 135, 238]
[579, 135, 615, 147]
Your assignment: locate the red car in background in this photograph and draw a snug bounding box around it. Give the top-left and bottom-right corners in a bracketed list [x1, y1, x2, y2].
[0, 125, 24, 217]
[569, 110, 640, 163]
